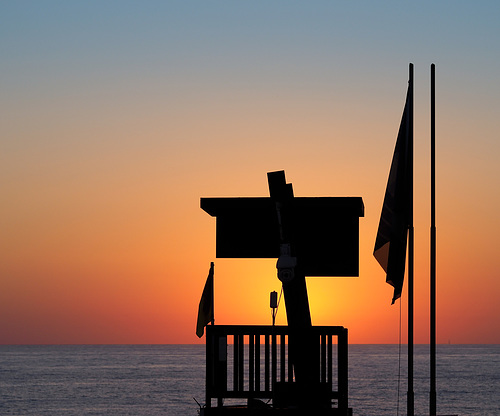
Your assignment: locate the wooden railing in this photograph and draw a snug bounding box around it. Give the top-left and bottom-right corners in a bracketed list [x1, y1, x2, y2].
[205, 325, 348, 411]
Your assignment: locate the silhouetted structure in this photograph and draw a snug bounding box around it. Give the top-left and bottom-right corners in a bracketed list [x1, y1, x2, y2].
[205, 325, 348, 415]
[199, 171, 363, 415]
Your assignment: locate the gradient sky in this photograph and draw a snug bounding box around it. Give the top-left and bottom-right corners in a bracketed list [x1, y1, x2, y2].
[1, 1, 499, 344]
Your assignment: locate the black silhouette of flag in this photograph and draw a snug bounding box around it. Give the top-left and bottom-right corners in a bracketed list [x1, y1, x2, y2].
[374, 83, 413, 304]
[196, 262, 214, 338]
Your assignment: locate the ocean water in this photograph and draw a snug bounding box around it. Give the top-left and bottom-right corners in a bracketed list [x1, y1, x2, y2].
[0, 344, 498, 415]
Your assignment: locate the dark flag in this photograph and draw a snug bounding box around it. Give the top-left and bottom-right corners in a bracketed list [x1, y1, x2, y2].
[196, 262, 214, 338]
[374, 82, 413, 304]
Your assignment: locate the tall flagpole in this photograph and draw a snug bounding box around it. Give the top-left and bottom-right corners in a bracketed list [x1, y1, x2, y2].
[408, 62, 415, 416]
[430, 63, 437, 416]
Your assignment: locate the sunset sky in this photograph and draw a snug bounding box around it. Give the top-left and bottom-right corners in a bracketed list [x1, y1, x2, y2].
[2, 1, 499, 345]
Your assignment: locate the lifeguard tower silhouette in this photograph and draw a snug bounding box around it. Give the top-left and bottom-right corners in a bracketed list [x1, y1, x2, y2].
[199, 170, 364, 415]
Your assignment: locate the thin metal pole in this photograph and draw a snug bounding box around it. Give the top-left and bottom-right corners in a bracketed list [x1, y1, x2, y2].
[408, 226, 414, 416]
[407, 62, 415, 416]
[210, 262, 215, 326]
[430, 63, 437, 416]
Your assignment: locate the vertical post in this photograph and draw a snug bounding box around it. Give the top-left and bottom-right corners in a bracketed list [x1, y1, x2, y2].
[280, 334, 286, 382]
[217, 335, 227, 407]
[430, 63, 437, 416]
[338, 328, 348, 413]
[210, 262, 215, 326]
[327, 334, 333, 392]
[267, 172, 312, 333]
[233, 335, 239, 392]
[408, 225, 414, 416]
[249, 334, 255, 393]
[407, 62, 415, 416]
[268, 171, 318, 407]
[238, 334, 244, 391]
[272, 332, 277, 388]
[255, 335, 261, 392]
[321, 334, 327, 383]
[206, 326, 212, 408]
[265, 334, 270, 392]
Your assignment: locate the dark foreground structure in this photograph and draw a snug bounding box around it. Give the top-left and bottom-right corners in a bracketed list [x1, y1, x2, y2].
[198, 171, 364, 415]
[203, 325, 349, 415]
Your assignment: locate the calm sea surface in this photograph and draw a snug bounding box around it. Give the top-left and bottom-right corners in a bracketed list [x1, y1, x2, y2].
[0, 344, 498, 415]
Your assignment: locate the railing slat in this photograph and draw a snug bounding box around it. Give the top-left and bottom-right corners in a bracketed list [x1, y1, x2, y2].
[233, 334, 238, 392]
[338, 328, 348, 411]
[280, 334, 286, 382]
[265, 334, 270, 392]
[255, 335, 260, 392]
[272, 332, 277, 388]
[238, 334, 244, 392]
[205, 325, 348, 411]
[321, 333, 327, 383]
[249, 334, 254, 392]
[328, 334, 333, 390]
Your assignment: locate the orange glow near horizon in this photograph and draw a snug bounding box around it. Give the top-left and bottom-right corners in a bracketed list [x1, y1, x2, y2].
[2, 154, 500, 345]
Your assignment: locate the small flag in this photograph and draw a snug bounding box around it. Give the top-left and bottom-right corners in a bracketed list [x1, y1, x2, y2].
[196, 262, 214, 338]
[374, 81, 413, 304]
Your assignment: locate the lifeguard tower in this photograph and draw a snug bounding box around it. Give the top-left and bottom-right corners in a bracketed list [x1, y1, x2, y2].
[199, 171, 364, 415]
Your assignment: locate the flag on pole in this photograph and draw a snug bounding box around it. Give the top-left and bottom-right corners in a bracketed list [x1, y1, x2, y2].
[196, 262, 214, 338]
[374, 81, 413, 304]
